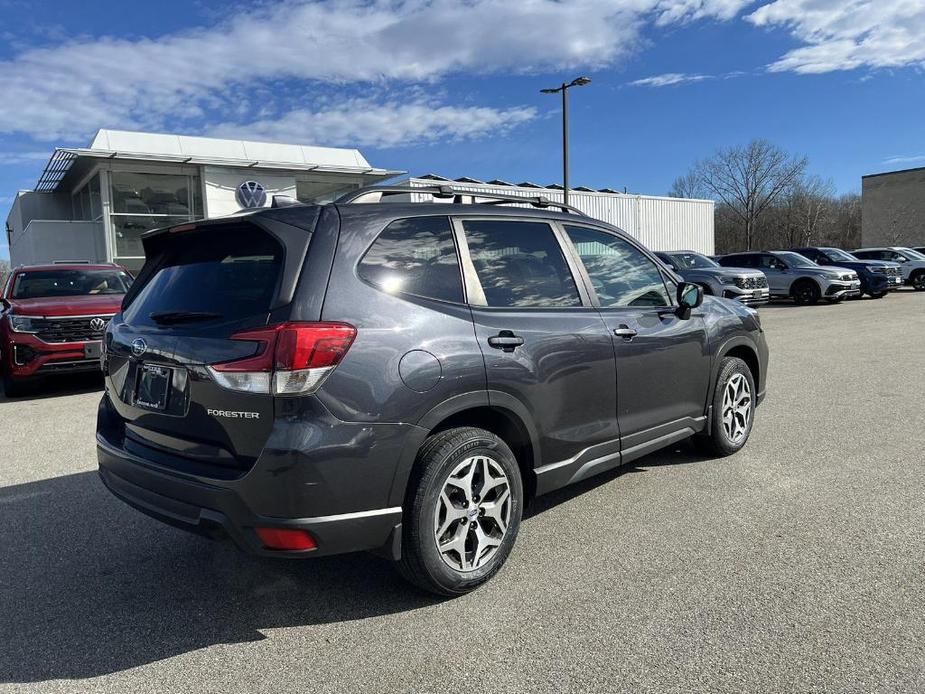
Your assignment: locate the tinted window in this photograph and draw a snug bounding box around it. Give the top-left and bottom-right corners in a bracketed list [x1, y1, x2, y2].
[462, 220, 581, 308]
[565, 226, 670, 308]
[123, 228, 283, 326]
[722, 255, 753, 267]
[358, 217, 463, 303]
[11, 269, 133, 299]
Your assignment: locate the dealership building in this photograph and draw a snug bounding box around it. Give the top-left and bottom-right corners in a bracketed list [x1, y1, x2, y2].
[861, 166, 925, 248]
[6, 129, 715, 272]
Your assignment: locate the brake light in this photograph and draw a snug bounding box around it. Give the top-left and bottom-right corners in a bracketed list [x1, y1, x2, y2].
[208, 322, 356, 395]
[255, 527, 317, 551]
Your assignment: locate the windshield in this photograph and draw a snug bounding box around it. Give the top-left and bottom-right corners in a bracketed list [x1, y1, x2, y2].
[667, 252, 719, 270]
[823, 248, 857, 262]
[776, 252, 817, 268]
[898, 247, 925, 260]
[11, 269, 133, 299]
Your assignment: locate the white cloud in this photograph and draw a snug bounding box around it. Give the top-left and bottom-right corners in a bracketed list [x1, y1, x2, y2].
[628, 72, 714, 87]
[883, 154, 925, 166]
[747, 0, 925, 73]
[0, 0, 755, 142]
[209, 100, 538, 148]
[0, 151, 49, 164]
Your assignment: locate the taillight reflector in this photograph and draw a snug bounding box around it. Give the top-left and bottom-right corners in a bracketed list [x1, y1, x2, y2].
[255, 527, 317, 551]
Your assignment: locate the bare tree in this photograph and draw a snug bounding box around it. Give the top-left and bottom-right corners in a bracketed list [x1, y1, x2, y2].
[694, 140, 807, 250]
[770, 175, 836, 247]
[668, 171, 703, 199]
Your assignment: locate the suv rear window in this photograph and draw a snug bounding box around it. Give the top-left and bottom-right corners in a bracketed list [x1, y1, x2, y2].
[123, 228, 283, 326]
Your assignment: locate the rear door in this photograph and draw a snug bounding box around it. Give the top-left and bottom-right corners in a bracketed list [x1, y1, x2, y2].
[454, 217, 619, 471]
[105, 218, 312, 469]
[560, 224, 711, 457]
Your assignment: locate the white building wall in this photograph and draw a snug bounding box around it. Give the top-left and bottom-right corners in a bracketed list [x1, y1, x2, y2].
[11, 221, 106, 266]
[407, 179, 715, 254]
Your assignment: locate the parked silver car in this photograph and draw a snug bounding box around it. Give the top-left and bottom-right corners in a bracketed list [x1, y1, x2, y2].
[718, 251, 861, 305]
[852, 247, 925, 291]
[655, 251, 769, 306]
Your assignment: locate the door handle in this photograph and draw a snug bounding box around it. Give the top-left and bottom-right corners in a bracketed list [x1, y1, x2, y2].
[613, 325, 638, 340]
[488, 331, 524, 352]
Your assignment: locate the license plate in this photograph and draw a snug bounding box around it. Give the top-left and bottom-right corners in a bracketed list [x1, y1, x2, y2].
[135, 364, 172, 411]
[84, 341, 102, 360]
[752, 289, 763, 298]
[894, 277, 902, 284]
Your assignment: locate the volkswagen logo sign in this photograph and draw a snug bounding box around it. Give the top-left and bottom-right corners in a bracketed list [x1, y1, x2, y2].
[131, 338, 147, 357]
[89, 317, 107, 332]
[236, 180, 267, 209]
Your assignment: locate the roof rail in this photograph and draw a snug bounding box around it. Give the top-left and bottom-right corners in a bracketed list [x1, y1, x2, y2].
[334, 184, 587, 216]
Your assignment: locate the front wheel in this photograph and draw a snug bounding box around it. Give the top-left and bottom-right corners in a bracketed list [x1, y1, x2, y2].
[911, 270, 925, 291]
[791, 279, 821, 305]
[694, 357, 756, 457]
[398, 427, 523, 596]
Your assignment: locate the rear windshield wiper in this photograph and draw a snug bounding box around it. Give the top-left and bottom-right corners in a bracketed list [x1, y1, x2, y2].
[149, 311, 223, 325]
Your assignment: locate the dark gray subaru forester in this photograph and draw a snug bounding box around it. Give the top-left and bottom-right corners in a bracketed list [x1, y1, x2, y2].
[97, 185, 768, 595]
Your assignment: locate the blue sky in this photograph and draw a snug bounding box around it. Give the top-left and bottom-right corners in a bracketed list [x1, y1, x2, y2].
[2, 0, 924, 260]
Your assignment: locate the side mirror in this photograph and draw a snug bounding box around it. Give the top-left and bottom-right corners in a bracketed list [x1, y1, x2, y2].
[676, 282, 703, 320]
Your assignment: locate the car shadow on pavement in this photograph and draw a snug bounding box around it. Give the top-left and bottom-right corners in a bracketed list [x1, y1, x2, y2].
[0, 373, 104, 403]
[0, 470, 439, 684]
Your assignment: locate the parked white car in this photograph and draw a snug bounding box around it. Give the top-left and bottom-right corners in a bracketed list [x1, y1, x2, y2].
[852, 247, 925, 291]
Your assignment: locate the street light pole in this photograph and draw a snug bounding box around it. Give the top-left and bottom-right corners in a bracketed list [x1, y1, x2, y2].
[541, 76, 590, 207]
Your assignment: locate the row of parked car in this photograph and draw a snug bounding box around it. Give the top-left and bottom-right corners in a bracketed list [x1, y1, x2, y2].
[655, 246, 925, 306]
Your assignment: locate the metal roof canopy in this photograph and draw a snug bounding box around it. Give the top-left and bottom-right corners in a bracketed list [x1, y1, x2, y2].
[33, 129, 403, 192]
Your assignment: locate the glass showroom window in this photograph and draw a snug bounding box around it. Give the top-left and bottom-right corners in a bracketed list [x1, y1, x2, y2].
[110, 171, 203, 269]
[72, 174, 103, 221]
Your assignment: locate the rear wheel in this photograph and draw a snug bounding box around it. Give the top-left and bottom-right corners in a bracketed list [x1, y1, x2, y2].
[791, 279, 820, 305]
[398, 427, 523, 596]
[911, 270, 925, 291]
[694, 357, 756, 457]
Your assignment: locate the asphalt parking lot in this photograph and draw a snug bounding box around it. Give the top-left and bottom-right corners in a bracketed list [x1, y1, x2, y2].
[1, 293, 923, 694]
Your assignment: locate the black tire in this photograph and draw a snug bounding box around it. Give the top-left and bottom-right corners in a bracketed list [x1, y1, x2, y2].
[911, 270, 925, 291]
[791, 279, 821, 305]
[398, 426, 523, 596]
[1, 364, 28, 398]
[693, 357, 756, 457]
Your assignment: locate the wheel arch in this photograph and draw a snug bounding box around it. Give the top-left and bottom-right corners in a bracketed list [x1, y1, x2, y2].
[707, 336, 762, 412]
[387, 391, 541, 508]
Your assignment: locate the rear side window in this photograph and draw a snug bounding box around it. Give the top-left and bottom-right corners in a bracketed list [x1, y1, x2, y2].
[357, 216, 463, 303]
[123, 228, 283, 326]
[461, 220, 581, 308]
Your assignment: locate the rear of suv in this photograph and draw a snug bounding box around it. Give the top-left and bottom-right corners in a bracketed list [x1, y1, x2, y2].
[97, 186, 768, 595]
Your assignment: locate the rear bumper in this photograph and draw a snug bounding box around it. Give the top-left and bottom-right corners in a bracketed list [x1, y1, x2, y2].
[4, 332, 101, 378]
[98, 435, 403, 558]
[96, 394, 422, 559]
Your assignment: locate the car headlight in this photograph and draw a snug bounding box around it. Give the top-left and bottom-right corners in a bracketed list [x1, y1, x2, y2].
[869, 266, 885, 274]
[8, 314, 40, 333]
[720, 276, 738, 285]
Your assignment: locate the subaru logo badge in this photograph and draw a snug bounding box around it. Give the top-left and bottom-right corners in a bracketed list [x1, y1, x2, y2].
[236, 180, 267, 209]
[89, 317, 107, 332]
[131, 338, 147, 357]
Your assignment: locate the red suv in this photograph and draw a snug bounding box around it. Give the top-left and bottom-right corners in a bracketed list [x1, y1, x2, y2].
[1, 263, 133, 396]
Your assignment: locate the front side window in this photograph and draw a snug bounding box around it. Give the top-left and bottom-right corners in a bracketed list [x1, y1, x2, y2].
[669, 252, 719, 270]
[11, 269, 133, 299]
[357, 216, 463, 303]
[565, 225, 670, 308]
[461, 220, 581, 308]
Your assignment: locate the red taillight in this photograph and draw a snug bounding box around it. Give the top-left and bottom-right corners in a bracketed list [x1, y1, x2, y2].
[255, 527, 317, 551]
[208, 322, 356, 395]
[275, 323, 356, 370]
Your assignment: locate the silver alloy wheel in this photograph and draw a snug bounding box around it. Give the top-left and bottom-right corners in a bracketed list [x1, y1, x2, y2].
[434, 454, 511, 572]
[721, 373, 752, 444]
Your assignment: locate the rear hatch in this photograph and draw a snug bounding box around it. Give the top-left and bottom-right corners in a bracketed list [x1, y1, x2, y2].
[104, 212, 318, 473]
